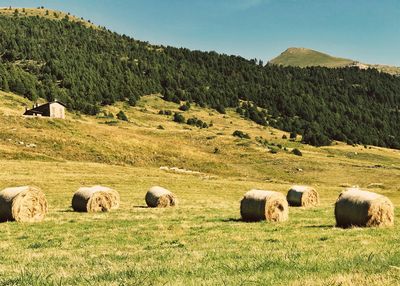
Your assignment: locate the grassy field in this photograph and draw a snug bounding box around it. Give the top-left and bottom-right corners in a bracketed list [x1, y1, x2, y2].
[1, 92, 400, 285]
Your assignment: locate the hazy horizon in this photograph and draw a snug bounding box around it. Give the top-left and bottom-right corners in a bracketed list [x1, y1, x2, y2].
[0, 0, 399, 66]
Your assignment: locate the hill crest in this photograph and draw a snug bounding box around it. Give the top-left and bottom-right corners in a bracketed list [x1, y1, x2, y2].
[269, 47, 400, 75]
[0, 6, 98, 29]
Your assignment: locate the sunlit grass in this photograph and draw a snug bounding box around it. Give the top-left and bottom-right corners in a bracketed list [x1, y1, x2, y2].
[0, 92, 400, 285]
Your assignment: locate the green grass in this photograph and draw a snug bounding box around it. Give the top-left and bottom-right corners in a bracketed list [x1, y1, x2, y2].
[1, 91, 400, 285]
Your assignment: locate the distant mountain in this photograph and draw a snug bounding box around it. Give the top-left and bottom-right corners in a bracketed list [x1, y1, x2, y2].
[269, 47, 353, 68]
[269, 47, 400, 75]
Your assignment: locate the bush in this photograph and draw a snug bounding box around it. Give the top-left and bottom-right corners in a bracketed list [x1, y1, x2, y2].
[173, 112, 185, 123]
[290, 132, 297, 139]
[128, 96, 136, 106]
[282, 134, 287, 139]
[233, 130, 250, 139]
[186, 117, 197, 126]
[116, 110, 128, 121]
[215, 105, 226, 114]
[292, 148, 303, 156]
[157, 125, 164, 130]
[270, 147, 279, 154]
[179, 102, 190, 111]
[187, 117, 208, 128]
[104, 120, 118, 126]
[159, 110, 172, 115]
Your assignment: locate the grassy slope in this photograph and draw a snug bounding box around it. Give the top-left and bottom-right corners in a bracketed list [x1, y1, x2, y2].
[270, 47, 400, 75]
[269, 48, 354, 68]
[1, 92, 400, 285]
[0, 7, 98, 29]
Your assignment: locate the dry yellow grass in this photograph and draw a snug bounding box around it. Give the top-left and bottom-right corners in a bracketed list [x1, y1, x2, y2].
[0, 7, 98, 29]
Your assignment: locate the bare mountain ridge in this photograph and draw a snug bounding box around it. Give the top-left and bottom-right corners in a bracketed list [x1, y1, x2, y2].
[269, 47, 400, 75]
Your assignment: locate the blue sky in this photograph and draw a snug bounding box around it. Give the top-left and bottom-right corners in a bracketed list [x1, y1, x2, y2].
[1, 0, 399, 65]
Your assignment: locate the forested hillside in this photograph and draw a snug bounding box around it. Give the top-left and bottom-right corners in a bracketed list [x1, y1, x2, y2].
[0, 13, 400, 148]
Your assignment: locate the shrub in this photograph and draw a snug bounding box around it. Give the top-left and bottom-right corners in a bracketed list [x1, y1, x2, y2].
[179, 102, 190, 111]
[292, 148, 303, 156]
[159, 109, 172, 115]
[270, 147, 279, 154]
[187, 117, 197, 126]
[157, 125, 164, 130]
[104, 120, 118, 126]
[290, 132, 297, 139]
[128, 96, 136, 106]
[116, 110, 128, 121]
[187, 117, 208, 128]
[215, 105, 226, 114]
[233, 130, 250, 139]
[173, 112, 185, 123]
[282, 134, 287, 139]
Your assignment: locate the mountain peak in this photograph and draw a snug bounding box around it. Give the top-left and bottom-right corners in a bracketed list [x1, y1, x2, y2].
[284, 47, 313, 53]
[269, 47, 400, 75]
[269, 47, 353, 68]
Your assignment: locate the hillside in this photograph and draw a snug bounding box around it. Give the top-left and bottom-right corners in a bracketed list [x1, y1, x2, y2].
[0, 6, 98, 28]
[0, 9, 400, 150]
[1, 91, 400, 284]
[269, 47, 400, 75]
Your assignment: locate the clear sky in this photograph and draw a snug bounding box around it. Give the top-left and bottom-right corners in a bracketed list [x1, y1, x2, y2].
[1, 0, 399, 65]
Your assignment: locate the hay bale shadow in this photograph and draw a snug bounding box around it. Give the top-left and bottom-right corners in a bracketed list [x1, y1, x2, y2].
[58, 208, 74, 213]
[221, 217, 266, 223]
[221, 218, 243, 222]
[304, 224, 334, 229]
[132, 205, 149, 209]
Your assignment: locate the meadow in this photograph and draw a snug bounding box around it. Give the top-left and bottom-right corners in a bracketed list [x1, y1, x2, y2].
[1, 92, 400, 285]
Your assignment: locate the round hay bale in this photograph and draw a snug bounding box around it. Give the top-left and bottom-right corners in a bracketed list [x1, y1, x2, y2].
[240, 189, 289, 222]
[106, 188, 120, 210]
[0, 186, 48, 222]
[72, 187, 114, 212]
[85, 185, 120, 210]
[334, 188, 394, 228]
[145, 186, 177, 208]
[287, 185, 319, 207]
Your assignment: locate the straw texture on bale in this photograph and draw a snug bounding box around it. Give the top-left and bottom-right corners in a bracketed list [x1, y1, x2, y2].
[287, 185, 319, 207]
[84, 185, 120, 210]
[335, 188, 394, 228]
[145, 186, 177, 208]
[240, 189, 289, 222]
[0, 186, 48, 222]
[72, 186, 116, 212]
